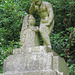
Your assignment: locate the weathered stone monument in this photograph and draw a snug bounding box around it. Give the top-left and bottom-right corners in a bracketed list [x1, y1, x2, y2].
[0, 0, 69, 75]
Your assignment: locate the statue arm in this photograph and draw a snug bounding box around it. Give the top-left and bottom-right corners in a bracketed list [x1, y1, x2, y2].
[46, 3, 54, 26]
[29, 2, 35, 14]
[30, 26, 39, 32]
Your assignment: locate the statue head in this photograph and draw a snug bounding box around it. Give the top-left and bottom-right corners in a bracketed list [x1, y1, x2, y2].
[27, 14, 35, 26]
[31, 0, 42, 5]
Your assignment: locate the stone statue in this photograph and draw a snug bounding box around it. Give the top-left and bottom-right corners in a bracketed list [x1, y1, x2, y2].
[29, 0, 54, 48]
[2, 1, 70, 75]
[20, 14, 40, 48]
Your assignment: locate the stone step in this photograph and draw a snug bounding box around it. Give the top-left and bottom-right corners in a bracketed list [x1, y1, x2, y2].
[13, 46, 58, 56]
[0, 70, 63, 75]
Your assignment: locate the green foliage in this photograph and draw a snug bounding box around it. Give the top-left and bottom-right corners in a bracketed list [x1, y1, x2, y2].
[0, 0, 75, 74]
[0, 0, 30, 42]
[51, 27, 74, 53]
[69, 64, 75, 75]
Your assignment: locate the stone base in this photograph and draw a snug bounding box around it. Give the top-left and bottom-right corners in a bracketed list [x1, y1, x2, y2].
[1, 46, 69, 75]
[0, 70, 63, 75]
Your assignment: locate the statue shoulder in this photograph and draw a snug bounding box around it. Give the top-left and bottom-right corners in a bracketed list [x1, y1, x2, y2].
[43, 1, 52, 7]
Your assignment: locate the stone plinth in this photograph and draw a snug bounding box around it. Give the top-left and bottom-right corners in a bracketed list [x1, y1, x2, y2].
[3, 46, 54, 73]
[3, 52, 53, 72]
[0, 46, 69, 75]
